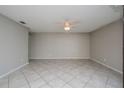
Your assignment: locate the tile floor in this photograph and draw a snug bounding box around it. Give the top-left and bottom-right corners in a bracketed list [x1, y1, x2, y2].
[0, 59, 123, 88]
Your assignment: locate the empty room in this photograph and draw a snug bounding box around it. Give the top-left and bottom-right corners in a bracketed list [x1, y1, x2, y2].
[0, 5, 123, 88]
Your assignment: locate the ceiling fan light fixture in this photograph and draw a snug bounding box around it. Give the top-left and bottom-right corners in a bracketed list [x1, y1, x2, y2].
[64, 26, 70, 31]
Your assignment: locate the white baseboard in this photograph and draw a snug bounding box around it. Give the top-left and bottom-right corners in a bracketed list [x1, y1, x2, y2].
[0, 62, 29, 79]
[90, 58, 123, 74]
[1, 58, 121, 79]
[30, 57, 90, 60]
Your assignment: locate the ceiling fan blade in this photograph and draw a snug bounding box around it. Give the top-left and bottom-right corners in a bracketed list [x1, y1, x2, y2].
[56, 22, 63, 24]
[70, 24, 78, 28]
[70, 21, 80, 25]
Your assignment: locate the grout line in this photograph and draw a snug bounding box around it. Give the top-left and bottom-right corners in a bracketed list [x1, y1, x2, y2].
[1, 59, 122, 88]
[38, 84, 51, 88]
[21, 70, 31, 88]
[30, 63, 69, 88]
[14, 60, 122, 88]
[105, 75, 109, 88]
[82, 69, 98, 88]
[82, 77, 91, 88]
[8, 75, 9, 88]
[61, 76, 76, 88]
[63, 74, 76, 83]
[29, 64, 51, 85]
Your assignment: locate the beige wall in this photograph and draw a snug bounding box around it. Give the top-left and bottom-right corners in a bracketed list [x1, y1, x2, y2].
[0, 14, 29, 77]
[30, 33, 90, 59]
[90, 20, 123, 73]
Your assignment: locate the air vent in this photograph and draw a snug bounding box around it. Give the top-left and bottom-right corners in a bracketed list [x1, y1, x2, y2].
[19, 21, 26, 24]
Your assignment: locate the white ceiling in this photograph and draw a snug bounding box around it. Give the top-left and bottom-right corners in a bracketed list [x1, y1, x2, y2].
[0, 5, 122, 32]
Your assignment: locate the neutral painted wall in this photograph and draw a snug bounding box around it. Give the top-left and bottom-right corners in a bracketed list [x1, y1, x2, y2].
[30, 33, 90, 59]
[0, 14, 29, 77]
[90, 20, 123, 73]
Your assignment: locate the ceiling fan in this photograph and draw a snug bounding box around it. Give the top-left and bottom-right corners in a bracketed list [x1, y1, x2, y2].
[57, 19, 79, 32]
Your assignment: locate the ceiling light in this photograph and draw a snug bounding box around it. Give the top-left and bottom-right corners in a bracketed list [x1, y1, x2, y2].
[64, 26, 70, 31]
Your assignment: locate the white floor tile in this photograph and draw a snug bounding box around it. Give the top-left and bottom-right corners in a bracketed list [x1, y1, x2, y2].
[84, 76, 107, 88]
[29, 78, 47, 88]
[42, 73, 58, 82]
[58, 72, 74, 83]
[48, 78, 66, 88]
[67, 78, 86, 88]
[62, 84, 72, 88]
[0, 59, 122, 88]
[24, 73, 41, 82]
[10, 84, 29, 88]
[39, 83, 52, 88]
[9, 79, 29, 88]
[75, 74, 90, 83]
[85, 83, 100, 88]
[107, 78, 123, 88]
[0, 77, 8, 88]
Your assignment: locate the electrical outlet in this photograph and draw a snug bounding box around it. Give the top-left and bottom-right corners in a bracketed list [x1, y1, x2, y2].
[97, 57, 106, 62]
